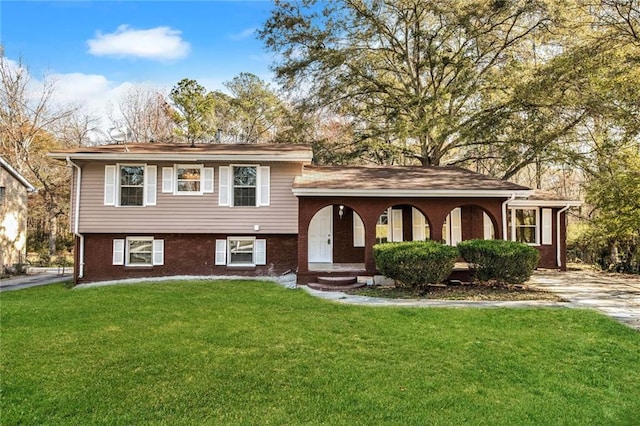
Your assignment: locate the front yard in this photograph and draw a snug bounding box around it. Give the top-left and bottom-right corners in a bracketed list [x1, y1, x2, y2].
[2, 280, 639, 424]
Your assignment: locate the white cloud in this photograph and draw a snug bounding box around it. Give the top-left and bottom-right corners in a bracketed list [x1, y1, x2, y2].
[87, 25, 190, 60]
[228, 27, 256, 41]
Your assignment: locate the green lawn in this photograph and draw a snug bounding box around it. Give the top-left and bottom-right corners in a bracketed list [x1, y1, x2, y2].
[2, 280, 639, 425]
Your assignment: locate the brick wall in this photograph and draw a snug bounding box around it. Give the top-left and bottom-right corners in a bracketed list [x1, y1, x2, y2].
[76, 233, 298, 284]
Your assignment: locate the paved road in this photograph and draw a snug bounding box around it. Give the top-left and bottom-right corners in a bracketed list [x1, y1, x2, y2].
[0, 269, 73, 293]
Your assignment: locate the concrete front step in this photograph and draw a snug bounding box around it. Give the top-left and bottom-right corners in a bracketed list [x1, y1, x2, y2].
[317, 276, 358, 285]
[307, 281, 366, 292]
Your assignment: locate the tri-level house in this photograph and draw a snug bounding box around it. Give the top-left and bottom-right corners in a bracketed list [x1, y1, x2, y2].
[49, 143, 580, 285]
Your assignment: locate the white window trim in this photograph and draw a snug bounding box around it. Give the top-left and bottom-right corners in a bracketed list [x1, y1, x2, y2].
[509, 207, 540, 246]
[174, 164, 204, 195]
[230, 164, 259, 207]
[227, 236, 257, 267]
[116, 163, 148, 208]
[224, 236, 267, 267]
[125, 236, 155, 267]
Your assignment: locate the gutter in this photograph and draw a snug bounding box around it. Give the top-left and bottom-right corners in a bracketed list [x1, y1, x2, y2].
[556, 205, 571, 268]
[66, 157, 84, 279]
[502, 193, 516, 240]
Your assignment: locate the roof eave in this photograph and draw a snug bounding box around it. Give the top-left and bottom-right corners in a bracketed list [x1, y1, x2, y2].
[0, 156, 36, 192]
[508, 199, 582, 207]
[292, 188, 533, 197]
[48, 152, 314, 163]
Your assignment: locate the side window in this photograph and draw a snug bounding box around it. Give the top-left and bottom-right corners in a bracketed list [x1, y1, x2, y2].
[508, 208, 538, 244]
[0, 186, 5, 205]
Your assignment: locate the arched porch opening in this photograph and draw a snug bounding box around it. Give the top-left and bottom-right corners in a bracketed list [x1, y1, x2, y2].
[307, 204, 366, 271]
[374, 204, 434, 243]
[442, 205, 498, 245]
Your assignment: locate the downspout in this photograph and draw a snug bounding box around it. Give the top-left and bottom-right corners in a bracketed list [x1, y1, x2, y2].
[66, 157, 84, 278]
[556, 205, 571, 269]
[502, 193, 516, 240]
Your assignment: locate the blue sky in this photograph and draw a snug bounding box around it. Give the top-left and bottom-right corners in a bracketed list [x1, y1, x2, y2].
[1, 0, 276, 121]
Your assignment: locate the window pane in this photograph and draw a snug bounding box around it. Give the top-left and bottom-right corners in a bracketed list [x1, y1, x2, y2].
[229, 239, 254, 264]
[121, 187, 144, 206]
[233, 167, 257, 186]
[234, 187, 256, 207]
[517, 209, 537, 226]
[177, 167, 201, 192]
[178, 181, 200, 192]
[121, 166, 144, 186]
[516, 227, 536, 244]
[128, 239, 152, 265]
[376, 211, 389, 244]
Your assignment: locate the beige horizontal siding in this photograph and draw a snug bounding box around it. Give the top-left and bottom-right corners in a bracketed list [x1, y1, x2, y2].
[75, 161, 301, 234]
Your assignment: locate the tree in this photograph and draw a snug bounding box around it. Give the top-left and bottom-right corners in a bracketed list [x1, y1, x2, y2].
[0, 50, 74, 254]
[581, 148, 640, 272]
[223, 73, 286, 144]
[169, 78, 216, 146]
[53, 110, 103, 147]
[110, 84, 175, 143]
[259, 0, 566, 167]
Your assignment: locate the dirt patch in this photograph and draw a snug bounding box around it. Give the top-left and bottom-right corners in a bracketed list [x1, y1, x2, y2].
[349, 283, 564, 302]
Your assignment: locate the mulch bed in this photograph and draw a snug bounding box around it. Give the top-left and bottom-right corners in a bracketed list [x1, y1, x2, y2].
[349, 282, 564, 301]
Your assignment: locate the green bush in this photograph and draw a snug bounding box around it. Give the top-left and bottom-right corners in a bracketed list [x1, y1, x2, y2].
[457, 239, 540, 284]
[373, 241, 459, 290]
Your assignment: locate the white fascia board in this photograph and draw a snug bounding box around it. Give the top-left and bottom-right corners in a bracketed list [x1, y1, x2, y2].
[508, 200, 582, 207]
[292, 188, 533, 198]
[48, 152, 313, 163]
[0, 156, 36, 191]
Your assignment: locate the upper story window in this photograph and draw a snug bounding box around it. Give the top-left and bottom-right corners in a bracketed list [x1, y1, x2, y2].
[104, 164, 156, 207]
[508, 208, 538, 244]
[0, 187, 5, 205]
[120, 165, 145, 206]
[233, 166, 257, 207]
[176, 165, 201, 193]
[162, 165, 213, 196]
[218, 165, 269, 207]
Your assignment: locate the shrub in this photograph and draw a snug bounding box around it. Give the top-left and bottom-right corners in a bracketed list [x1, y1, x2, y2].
[373, 241, 459, 290]
[457, 239, 540, 284]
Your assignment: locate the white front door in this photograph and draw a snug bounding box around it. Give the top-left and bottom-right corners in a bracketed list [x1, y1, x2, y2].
[308, 205, 333, 263]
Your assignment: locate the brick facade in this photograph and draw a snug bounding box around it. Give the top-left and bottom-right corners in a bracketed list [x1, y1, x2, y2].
[297, 197, 566, 283]
[76, 233, 297, 284]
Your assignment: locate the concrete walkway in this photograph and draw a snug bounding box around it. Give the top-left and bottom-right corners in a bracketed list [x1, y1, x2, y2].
[304, 269, 640, 331]
[0, 268, 73, 293]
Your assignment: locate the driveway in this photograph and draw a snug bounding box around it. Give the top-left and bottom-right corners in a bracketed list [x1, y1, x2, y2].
[528, 269, 640, 331]
[0, 268, 73, 293]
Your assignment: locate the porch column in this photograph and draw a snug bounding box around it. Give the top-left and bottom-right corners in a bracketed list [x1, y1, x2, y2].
[363, 213, 378, 273]
[297, 199, 309, 274]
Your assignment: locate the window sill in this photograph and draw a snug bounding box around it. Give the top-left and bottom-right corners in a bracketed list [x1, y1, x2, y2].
[225, 265, 256, 271]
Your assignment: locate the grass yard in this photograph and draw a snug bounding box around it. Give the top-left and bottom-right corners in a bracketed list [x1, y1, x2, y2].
[2, 280, 639, 425]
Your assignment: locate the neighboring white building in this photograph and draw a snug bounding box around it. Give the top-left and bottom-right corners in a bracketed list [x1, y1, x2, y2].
[1, 157, 35, 273]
